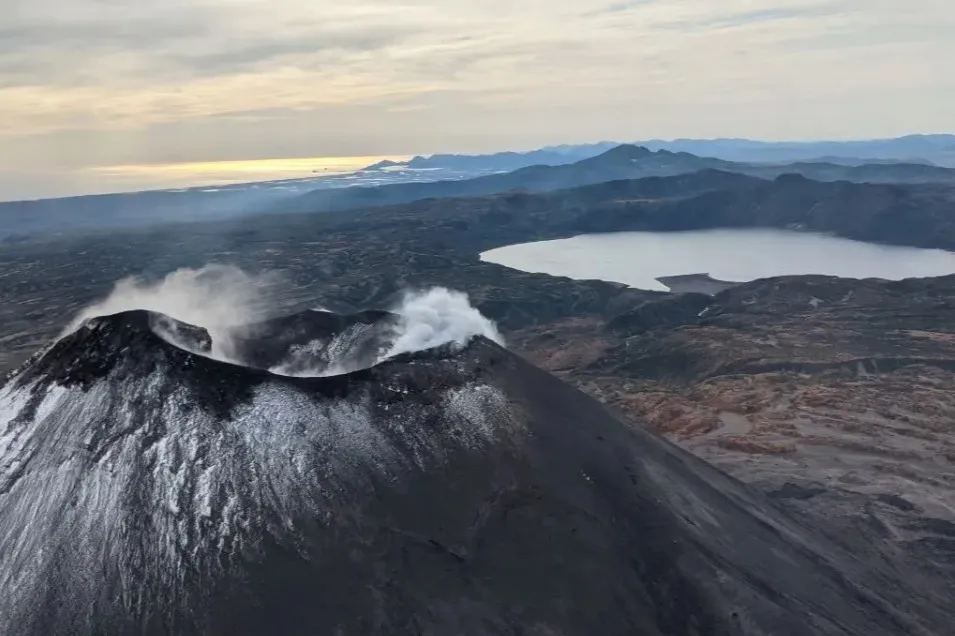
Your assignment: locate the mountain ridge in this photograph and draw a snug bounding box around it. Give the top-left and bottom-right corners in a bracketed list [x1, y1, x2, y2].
[0, 306, 935, 634]
[6, 142, 955, 242]
[362, 134, 955, 173]
[287, 144, 955, 218]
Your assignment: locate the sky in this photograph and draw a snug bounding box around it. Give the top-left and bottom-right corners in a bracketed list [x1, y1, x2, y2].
[1, 0, 953, 200]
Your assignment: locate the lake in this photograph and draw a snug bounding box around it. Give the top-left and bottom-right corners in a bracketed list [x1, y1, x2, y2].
[480, 229, 955, 292]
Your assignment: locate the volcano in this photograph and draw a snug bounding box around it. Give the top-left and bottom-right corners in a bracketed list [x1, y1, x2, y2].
[0, 307, 927, 635]
[202, 308, 399, 375]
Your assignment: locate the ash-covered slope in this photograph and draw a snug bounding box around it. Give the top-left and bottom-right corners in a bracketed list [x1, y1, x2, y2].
[0, 309, 926, 635]
[217, 308, 396, 375]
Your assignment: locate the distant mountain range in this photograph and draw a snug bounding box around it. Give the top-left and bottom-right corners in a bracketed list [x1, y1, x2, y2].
[300, 145, 729, 212]
[5, 139, 955, 242]
[362, 141, 620, 174]
[370, 134, 955, 173]
[799, 155, 937, 167]
[638, 134, 955, 167]
[287, 144, 955, 215]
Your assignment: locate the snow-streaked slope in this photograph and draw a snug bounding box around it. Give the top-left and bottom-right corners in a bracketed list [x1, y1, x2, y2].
[0, 310, 514, 634]
[0, 307, 933, 635]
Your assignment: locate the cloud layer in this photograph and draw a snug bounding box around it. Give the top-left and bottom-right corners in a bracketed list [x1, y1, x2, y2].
[1, 0, 953, 198]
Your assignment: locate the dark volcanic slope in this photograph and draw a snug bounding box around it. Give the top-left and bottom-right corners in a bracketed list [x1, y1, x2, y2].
[222, 308, 396, 373]
[514, 274, 955, 630]
[0, 309, 930, 635]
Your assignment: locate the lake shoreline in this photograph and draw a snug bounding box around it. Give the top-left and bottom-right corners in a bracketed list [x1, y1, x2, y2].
[480, 229, 955, 292]
[656, 273, 741, 295]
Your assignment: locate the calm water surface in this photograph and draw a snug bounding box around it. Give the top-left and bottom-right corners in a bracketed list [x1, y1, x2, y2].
[480, 229, 955, 291]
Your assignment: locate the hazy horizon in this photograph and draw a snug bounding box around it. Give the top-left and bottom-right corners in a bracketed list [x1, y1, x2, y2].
[0, 154, 408, 202]
[2, 0, 954, 200]
[5, 132, 955, 202]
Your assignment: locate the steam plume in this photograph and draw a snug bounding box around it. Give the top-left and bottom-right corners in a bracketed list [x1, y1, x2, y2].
[383, 287, 503, 359]
[66, 267, 503, 375]
[64, 265, 286, 361]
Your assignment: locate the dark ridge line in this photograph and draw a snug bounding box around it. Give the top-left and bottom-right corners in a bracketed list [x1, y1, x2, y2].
[10, 309, 499, 396]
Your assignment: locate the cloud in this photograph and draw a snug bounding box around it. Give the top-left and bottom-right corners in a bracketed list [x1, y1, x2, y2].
[1, 0, 954, 199]
[649, 0, 850, 31]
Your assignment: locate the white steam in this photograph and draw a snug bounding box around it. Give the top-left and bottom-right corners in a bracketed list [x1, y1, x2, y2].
[383, 287, 503, 359]
[64, 264, 285, 361]
[65, 266, 503, 375]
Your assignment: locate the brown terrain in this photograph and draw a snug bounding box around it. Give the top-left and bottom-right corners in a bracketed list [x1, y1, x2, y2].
[511, 275, 955, 602]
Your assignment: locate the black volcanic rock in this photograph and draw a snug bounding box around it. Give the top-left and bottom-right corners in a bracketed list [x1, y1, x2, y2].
[0, 309, 926, 635]
[151, 312, 214, 352]
[224, 308, 396, 373]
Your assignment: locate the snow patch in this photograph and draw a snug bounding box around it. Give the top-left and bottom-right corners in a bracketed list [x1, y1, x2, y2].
[0, 359, 512, 631]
